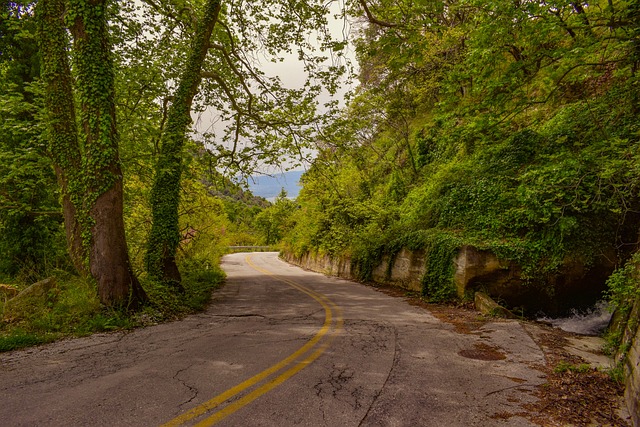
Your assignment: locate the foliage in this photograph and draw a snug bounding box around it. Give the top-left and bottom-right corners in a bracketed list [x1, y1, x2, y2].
[0, 0, 349, 346]
[607, 253, 640, 315]
[0, 273, 104, 351]
[143, 0, 351, 284]
[283, 0, 640, 305]
[0, 329, 49, 352]
[141, 258, 225, 320]
[254, 189, 298, 245]
[0, 258, 225, 352]
[144, 0, 223, 286]
[419, 232, 459, 302]
[554, 361, 592, 374]
[604, 252, 640, 359]
[0, 2, 68, 283]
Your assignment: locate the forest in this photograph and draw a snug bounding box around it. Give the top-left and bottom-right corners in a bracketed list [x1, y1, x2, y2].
[1, 0, 639, 362]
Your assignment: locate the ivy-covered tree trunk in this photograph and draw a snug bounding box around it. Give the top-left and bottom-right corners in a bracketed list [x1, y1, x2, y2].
[145, 0, 222, 286]
[38, 0, 147, 308]
[68, 0, 147, 307]
[36, 0, 85, 275]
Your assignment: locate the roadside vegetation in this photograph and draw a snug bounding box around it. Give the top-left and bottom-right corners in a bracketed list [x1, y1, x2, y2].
[1, 0, 318, 351]
[280, 0, 640, 322]
[2, 0, 639, 367]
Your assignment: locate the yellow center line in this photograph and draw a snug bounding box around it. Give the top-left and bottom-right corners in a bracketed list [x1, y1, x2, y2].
[195, 310, 344, 427]
[162, 254, 343, 427]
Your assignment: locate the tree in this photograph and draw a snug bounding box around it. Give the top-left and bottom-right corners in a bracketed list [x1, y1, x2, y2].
[254, 189, 297, 245]
[143, 0, 349, 286]
[283, 0, 640, 301]
[35, 0, 349, 300]
[0, 2, 66, 282]
[145, 0, 222, 288]
[37, 0, 146, 307]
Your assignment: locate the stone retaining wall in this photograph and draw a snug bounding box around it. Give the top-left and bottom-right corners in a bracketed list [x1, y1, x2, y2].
[283, 249, 425, 292]
[285, 251, 352, 279]
[621, 296, 640, 427]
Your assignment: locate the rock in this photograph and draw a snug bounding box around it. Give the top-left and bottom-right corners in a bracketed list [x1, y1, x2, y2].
[3, 277, 58, 322]
[564, 336, 612, 369]
[454, 246, 520, 298]
[283, 252, 352, 279]
[372, 248, 425, 292]
[474, 291, 517, 319]
[0, 284, 19, 301]
[621, 295, 640, 427]
[454, 245, 616, 316]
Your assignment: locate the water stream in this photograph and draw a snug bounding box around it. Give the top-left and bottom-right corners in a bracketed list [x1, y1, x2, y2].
[537, 301, 613, 336]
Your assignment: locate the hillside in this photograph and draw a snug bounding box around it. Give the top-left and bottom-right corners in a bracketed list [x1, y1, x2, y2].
[246, 170, 304, 200]
[281, 2, 640, 317]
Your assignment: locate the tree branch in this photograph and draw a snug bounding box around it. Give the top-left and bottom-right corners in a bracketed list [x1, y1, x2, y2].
[358, 0, 397, 28]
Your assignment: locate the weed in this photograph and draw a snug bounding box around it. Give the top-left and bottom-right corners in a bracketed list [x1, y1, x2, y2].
[554, 361, 592, 374]
[605, 364, 626, 384]
[0, 329, 50, 352]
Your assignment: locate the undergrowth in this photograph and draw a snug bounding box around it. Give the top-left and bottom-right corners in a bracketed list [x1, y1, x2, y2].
[0, 256, 224, 353]
[349, 229, 460, 302]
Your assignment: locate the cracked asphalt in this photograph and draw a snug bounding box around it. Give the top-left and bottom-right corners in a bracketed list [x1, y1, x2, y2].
[0, 252, 546, 426]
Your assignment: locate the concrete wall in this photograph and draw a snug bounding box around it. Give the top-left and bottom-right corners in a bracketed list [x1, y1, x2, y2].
[285, 252, 352, 279]
[371, 248, 425, 292]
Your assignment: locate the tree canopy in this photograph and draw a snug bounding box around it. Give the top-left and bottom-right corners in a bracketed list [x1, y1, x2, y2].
[1, 0, 351, 306]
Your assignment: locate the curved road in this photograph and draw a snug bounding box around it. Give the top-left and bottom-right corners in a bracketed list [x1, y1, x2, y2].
[0, 252, 545, 426]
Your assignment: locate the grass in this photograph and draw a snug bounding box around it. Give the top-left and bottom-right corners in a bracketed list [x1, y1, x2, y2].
[0, 257, 225, 353]
[0, 329, 50, 352]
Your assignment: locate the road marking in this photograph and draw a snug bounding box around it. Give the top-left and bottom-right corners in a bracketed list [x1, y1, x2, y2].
[162, 254, 343, 427]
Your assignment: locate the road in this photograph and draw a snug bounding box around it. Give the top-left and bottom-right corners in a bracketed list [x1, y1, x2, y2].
[0, 252, 546, 426]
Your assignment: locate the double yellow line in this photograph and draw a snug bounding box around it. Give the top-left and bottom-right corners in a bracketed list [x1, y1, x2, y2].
[162, 255, 343, 427]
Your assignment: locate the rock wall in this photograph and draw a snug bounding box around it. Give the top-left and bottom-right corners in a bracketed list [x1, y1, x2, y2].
[285, 251, 352, 279]
[286, 246, 614, 314]
[620, 296, 640, 427]
[283, 249, 425, 292]
[371, 248, 426, 292]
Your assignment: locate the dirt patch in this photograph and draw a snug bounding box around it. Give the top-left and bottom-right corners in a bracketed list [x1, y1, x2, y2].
[524, 324, 628, 426]
[459, 342, 507, 361]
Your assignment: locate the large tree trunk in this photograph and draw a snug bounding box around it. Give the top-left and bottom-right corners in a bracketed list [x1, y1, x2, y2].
[145, 0, 222, 286]
[90, 179, 147, 305]
[68, 0, 147, 308]
[36, 0, 86, 275]
[38, 0, 146, 308]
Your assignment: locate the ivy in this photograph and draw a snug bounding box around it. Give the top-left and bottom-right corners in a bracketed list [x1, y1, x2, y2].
[420, 233, 459, 303]
[281, 0, 640, 311]
[145, 0, 222, 286]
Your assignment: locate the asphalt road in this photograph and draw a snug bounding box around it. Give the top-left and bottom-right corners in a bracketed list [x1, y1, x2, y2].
[0, 252, 546, 426]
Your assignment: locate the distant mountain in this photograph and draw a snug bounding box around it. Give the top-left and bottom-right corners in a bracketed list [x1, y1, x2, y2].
[246, 170, 304, 200]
